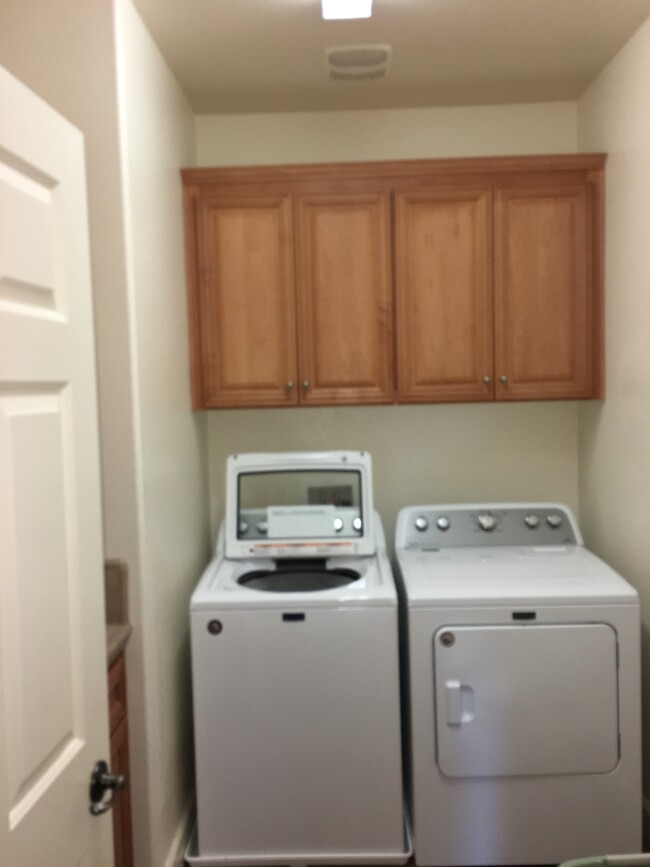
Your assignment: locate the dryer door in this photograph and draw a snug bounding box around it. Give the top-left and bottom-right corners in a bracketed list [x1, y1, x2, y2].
[434, 623, 619, 778]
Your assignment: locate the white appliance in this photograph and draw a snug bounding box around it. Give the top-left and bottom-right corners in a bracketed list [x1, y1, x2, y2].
[187, 452, 409, 867]
[395, 503, 641, 867]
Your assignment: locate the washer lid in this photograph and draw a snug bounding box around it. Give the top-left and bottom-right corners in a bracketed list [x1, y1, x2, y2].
[225, 451, 375, 560]
[191, 548, 398, 609]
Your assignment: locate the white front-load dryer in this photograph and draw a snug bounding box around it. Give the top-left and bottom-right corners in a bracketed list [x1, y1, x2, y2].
[395, 503, 641, 867]
[187, 452, 409, 867]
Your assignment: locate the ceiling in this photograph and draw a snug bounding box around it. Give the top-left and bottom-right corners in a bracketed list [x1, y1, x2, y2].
[131, 0, 650, 114]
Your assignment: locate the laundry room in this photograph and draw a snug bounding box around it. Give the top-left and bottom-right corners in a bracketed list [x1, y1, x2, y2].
[2, 1, 650, 866]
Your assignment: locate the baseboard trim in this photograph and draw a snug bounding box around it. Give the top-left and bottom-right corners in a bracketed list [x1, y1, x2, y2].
[164, 799, 195, 867]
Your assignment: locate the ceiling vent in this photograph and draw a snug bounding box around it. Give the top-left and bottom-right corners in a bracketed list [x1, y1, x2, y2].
[325, 44, 391, 80]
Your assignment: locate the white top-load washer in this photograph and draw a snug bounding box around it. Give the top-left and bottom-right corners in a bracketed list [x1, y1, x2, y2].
[187, 452, 409, 867]
[395, 503, 641, 867]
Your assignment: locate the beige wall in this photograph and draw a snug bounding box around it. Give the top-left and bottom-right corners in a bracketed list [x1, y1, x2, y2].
[577, 14, 650, 801]
[196, 101, 577, 165]
[208, 404, 579, 550]
[196, 101, 581, 544]
[114, 0, 210, 863]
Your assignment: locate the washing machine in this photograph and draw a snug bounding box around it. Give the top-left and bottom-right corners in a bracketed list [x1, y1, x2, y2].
[394, 503, 641, 867]
[187, 451, 409, 867]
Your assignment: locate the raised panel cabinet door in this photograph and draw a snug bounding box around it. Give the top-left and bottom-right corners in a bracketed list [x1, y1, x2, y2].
[109, 716, 133, 867]
[295, 191, 393, 404]
[494, 183, 596, 400]
[395, 187, 494, 402]
[195, 195, 298, 407]
[108, 655, 133, 867]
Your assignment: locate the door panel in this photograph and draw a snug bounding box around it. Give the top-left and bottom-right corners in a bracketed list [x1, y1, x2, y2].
[2, 396, 76, 813]
[0, 65, 112, 865]
[434, 624, 619, 778]
[197, 196, 298, 407]
[495, 184, 593, 399]
[395, 187, 493, 402]
[295, 191, 393, 404]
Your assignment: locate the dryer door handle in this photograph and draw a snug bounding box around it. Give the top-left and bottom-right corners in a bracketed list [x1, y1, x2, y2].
[445, 680, 463, 725]
[444, 680, 475, 726]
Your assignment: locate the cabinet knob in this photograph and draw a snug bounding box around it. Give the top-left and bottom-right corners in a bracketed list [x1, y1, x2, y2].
[286, 380, 294, 392]
[302, 380, 310, 390]
[499, 375, 508, 384]
[483, 375, 491, 384]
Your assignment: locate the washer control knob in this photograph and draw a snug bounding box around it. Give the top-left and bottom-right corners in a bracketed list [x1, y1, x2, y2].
[257, 520, 268, 535]
[547, 513, 563, 529]
[238, 520, 249, 536]
[478, 513, 497, 532]
[436, 516, 450, 532]
[352, 516, 363, 533]
[414, 515, 429, 532]
[333, 517, 344, 533]
[524, 514, 540, 529]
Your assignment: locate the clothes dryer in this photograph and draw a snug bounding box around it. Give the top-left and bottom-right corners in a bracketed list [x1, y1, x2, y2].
[395, 503, 641, 867]
[187, 452, 409, 867]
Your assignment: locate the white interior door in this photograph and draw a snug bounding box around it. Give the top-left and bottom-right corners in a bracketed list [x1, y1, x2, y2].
[434, 623, 619, 778]
[0, 65, 113, 866]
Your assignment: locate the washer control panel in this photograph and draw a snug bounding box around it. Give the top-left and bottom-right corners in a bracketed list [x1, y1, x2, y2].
[399, 504, 579, 549]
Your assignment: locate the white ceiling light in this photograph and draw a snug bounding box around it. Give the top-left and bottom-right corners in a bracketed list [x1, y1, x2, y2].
[321, 0, 372, 20]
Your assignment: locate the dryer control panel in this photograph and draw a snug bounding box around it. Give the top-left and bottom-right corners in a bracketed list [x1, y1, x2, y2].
[396, 504, 581, 549]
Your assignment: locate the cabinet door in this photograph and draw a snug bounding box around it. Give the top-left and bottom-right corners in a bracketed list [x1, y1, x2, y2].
[495, 182, 597, 399]
[108, 655, 133, 867]
[195, 195, 298, 407]
[295, 191, 393, 404]
[110, 717, 133, 867]
[395, 188, 493, 402]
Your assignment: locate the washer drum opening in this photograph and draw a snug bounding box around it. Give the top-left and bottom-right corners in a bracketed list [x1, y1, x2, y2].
[238, 567, 361, 592]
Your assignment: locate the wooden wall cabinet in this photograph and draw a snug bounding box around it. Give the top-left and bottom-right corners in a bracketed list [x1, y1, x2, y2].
[494, 179, 597, 400]
[395, 185, 494, 402]
[183, 155, 604, 409]
[394, 166, 604, 403]
[184, 179, 394, 408]
[295, 191, 393, 405]
[194, 194, 297, 408]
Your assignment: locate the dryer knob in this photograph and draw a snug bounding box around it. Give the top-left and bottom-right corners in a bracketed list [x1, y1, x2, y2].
[524, 514, 540, 529]
[547, 514, 563, 529]
[333, 517, 344, 533]
[477, 513, 497, 532]
[436, 516, 450, 531]
[352, 516, 363, 533]
[414, 515, 429, 532]
[257, 520, 268, 535]
[238, 520, 249, 536]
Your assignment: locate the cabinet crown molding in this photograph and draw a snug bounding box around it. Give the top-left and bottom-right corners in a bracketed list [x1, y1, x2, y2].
[182, 153, 606, 187]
